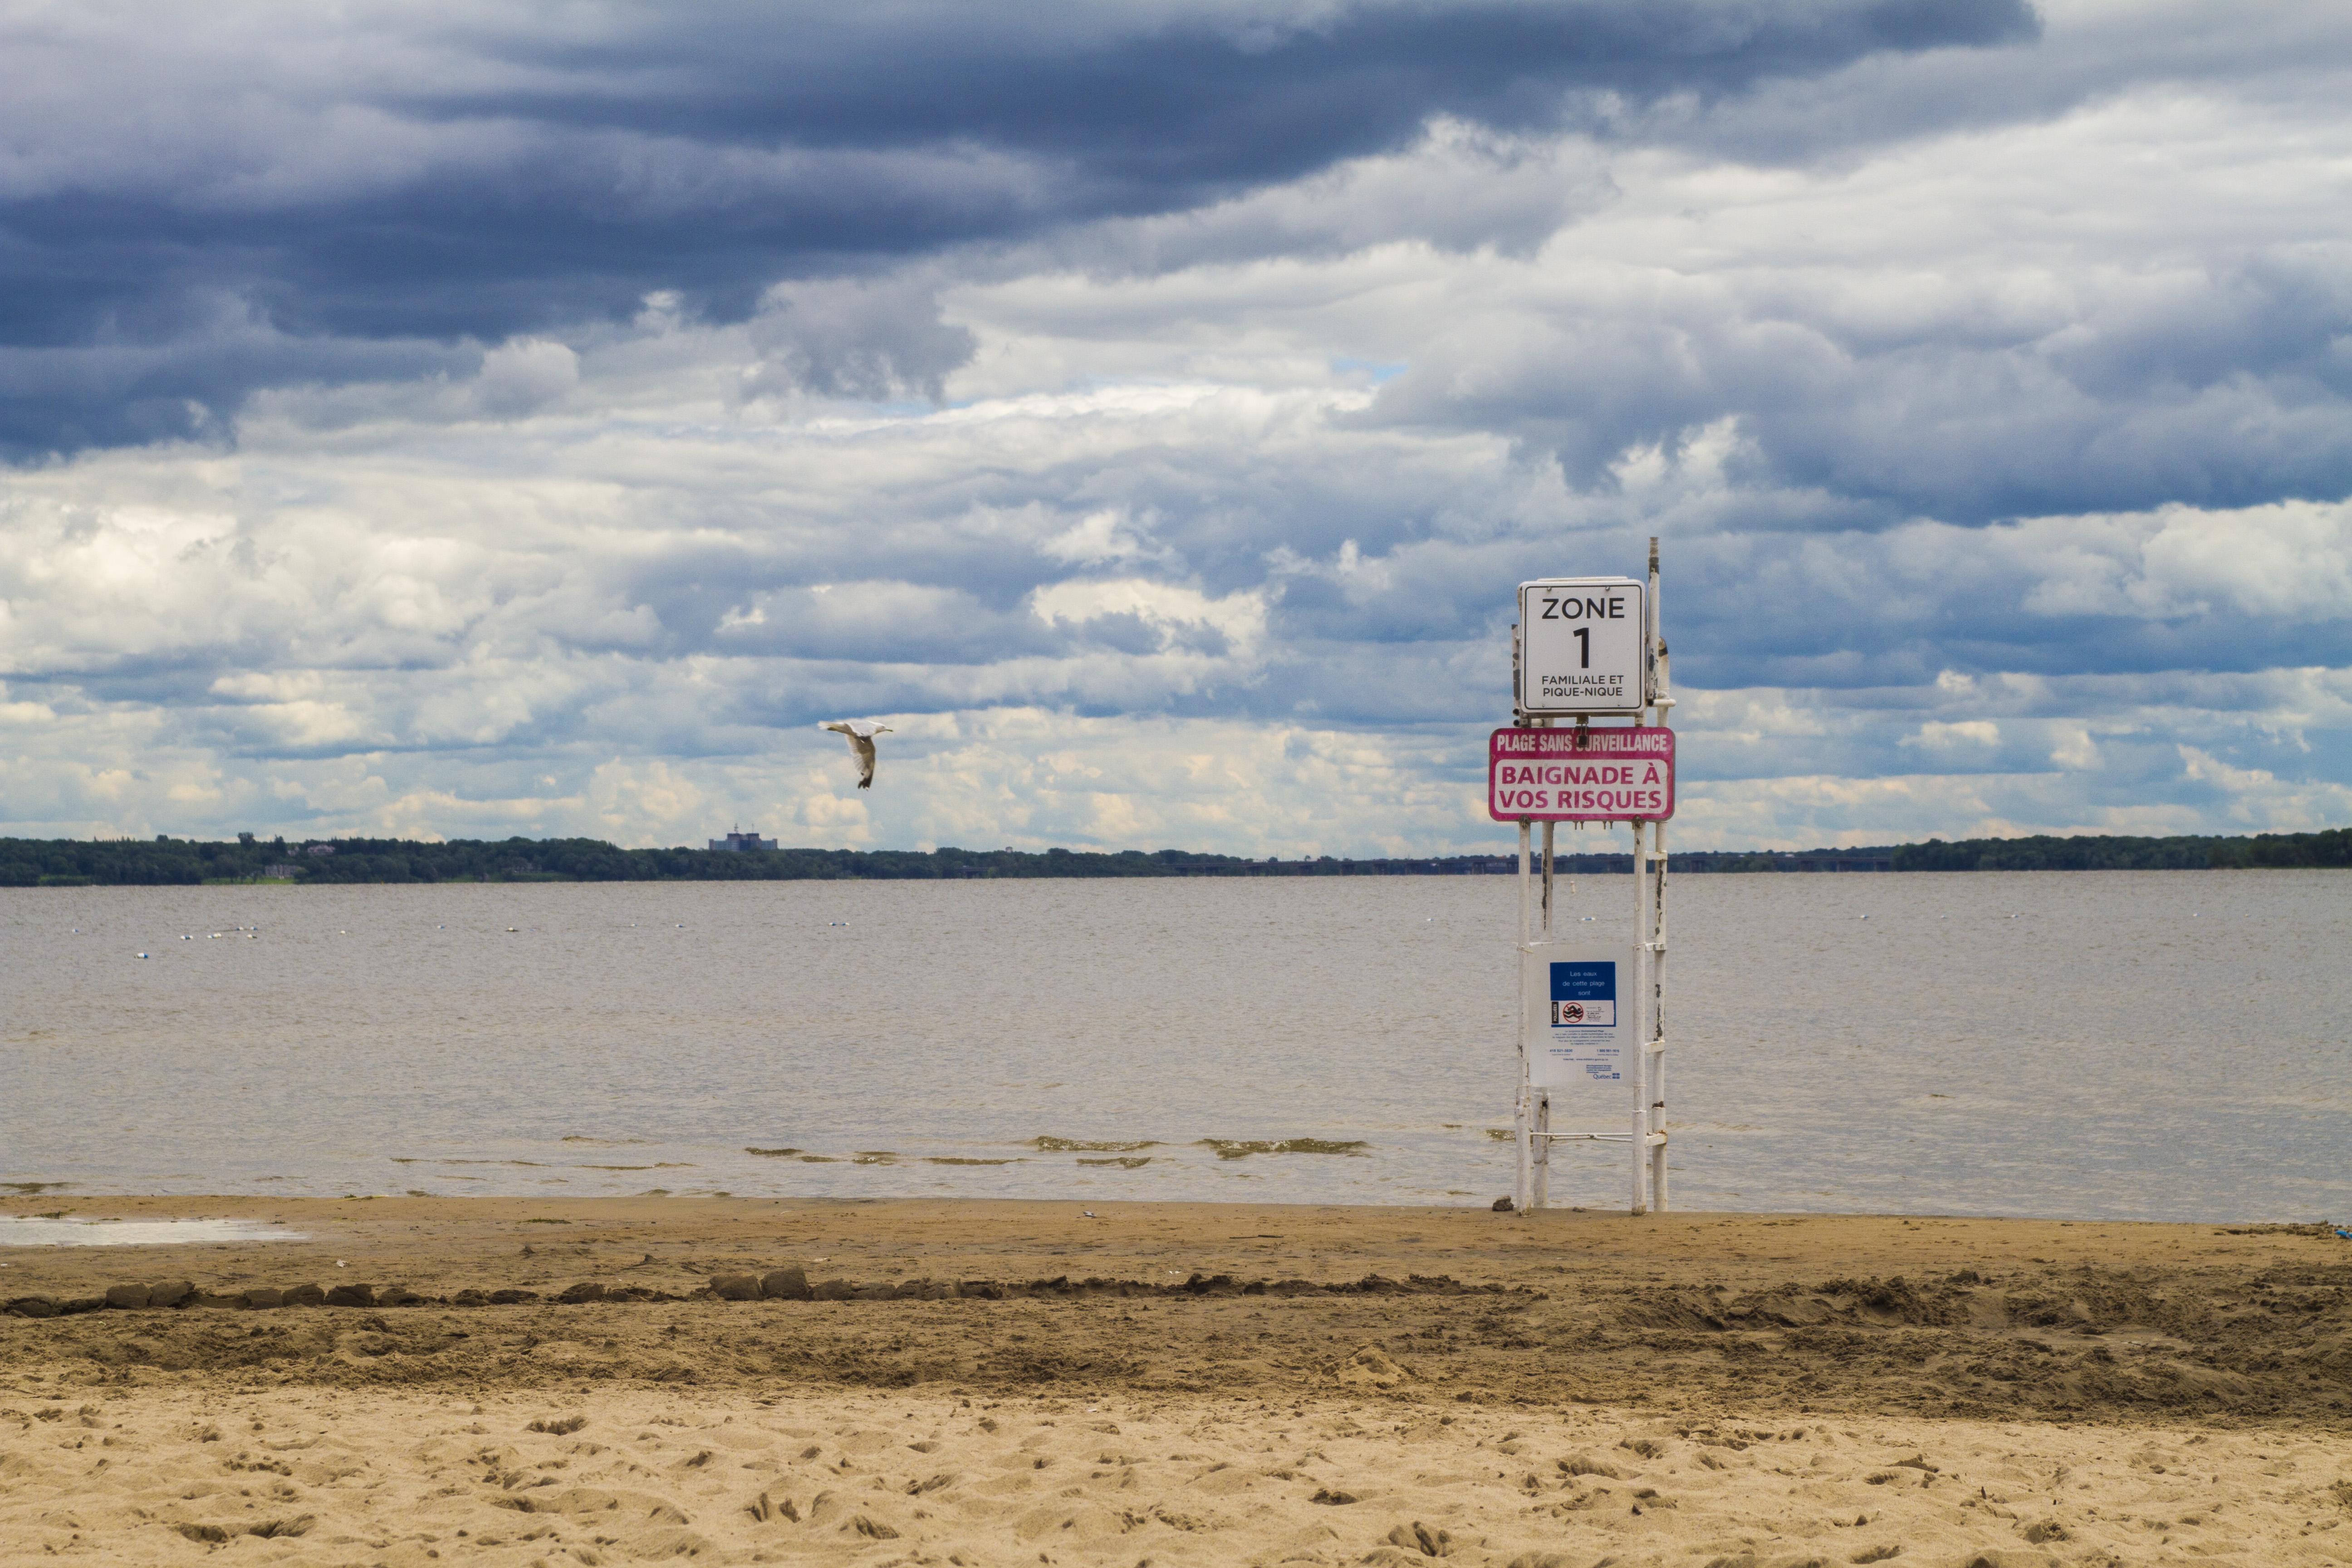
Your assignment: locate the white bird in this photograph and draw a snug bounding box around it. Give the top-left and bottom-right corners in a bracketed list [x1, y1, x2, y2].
[821, 720, 893, 789]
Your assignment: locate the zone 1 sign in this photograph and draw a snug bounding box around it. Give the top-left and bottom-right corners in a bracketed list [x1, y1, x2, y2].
[1518, 576, 1646, 715]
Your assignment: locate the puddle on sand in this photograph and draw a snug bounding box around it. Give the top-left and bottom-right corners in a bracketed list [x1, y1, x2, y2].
[0, 1217, 305, 1247]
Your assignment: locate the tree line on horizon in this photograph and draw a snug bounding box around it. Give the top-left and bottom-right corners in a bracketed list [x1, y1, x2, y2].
[0, 828, 2346, 887]
[0, 838, 1504, 887]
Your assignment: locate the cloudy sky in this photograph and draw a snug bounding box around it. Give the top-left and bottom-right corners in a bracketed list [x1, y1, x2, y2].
[3, 0, 2348, 854]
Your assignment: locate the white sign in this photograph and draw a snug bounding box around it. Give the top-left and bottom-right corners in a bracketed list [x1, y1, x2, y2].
[1518, 577, 1645, 715]
[1520, 943, 1628, 1090]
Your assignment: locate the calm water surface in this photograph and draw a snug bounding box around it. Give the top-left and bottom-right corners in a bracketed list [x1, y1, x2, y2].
[4, 873, 2345, 1221]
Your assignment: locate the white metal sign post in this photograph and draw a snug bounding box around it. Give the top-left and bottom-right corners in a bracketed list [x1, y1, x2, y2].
[1494, 541, 1674, 1215]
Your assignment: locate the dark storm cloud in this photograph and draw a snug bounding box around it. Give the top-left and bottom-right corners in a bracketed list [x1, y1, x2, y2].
[0, 312, 472, 456]
[0, 0, 2033, 458]
[462, 0, 2038, 186]
[1658, 534, 2352, 693]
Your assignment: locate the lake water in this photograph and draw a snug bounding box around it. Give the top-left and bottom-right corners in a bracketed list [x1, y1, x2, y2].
[3, 873, 2345, 1223]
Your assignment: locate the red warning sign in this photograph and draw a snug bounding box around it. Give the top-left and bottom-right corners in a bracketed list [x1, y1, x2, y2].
[1488, 725, 1675, 822]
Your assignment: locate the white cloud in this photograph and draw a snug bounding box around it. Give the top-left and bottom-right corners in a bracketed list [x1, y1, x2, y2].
[1904, 720, 2002, 752]
[1038, 510, 1166, 567]
[2015, 499, 2352, 622]
[1029, 577, 1266, 649]
[2048, 724, 2101, 771]
[471, 339, 580, 419]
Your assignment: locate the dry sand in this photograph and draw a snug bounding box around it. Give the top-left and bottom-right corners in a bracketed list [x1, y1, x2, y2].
[4, 1196, 2348, 1566]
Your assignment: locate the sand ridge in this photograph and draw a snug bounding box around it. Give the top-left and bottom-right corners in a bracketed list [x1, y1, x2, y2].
[5, 1199, 2347, 1426]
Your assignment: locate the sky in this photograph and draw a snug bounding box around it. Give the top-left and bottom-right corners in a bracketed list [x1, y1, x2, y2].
[2, 0, 2349, 855]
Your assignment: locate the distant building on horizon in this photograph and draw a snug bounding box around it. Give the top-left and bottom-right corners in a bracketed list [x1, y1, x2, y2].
[709, 828, 777, 852]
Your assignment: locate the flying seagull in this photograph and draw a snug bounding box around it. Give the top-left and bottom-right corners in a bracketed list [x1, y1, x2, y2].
[821, 720, 892, 789]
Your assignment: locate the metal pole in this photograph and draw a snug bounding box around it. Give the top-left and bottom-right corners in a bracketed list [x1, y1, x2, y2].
[1517, 817, 1532, 946]
[1630, 817, 1648, 1214]
[1541, 820, 1555, 939]
[1532, 813, 1556, 1211]
[1651, 816, 1670, 1211]
[1644, 535, 1671, 1213]
[1532, 1088, 1550, 1211]
[1647, 536, 1661, 717]
[1514, 815, 1531, 1214]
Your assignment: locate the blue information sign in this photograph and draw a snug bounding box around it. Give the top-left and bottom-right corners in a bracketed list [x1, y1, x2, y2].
[1523, 946, 1627, 1087]
[1549, 959, 1616, 1028]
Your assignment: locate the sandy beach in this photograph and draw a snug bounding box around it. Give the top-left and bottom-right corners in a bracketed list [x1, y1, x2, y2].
[5, 1197, 2348, 1565]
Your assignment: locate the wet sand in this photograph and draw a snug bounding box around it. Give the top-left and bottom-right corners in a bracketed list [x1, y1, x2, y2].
[5, 1197, 2348, 1565]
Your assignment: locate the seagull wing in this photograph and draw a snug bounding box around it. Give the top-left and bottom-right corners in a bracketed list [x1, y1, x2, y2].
[820, 720, 883, 787]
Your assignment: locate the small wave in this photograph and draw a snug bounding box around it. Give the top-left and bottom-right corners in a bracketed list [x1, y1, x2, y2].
[0, 1181, 69, 1194]
[1030, 1136, 1160, 1152]
[852, 1152, 897, 1165]
[926, 1156, 1018, 1166]
[561, 1136, 650, 1146]
[744, 1147, 801, 1157]
[1077, 1156, 1152, 1169]
[1196, 1138, 1369, 1159]
[576, 1162, 695, 1171]
[1485, 1128, 1514, 1142]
